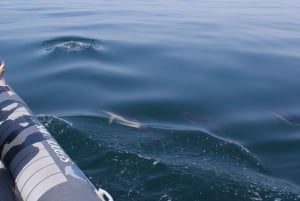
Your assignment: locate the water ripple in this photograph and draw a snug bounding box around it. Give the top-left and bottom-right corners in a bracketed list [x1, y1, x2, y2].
[43, 36, 101, 53]
[38, 115, 300, 201]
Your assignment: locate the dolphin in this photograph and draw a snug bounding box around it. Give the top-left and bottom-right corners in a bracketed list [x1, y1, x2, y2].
[102, 110, 142, 129]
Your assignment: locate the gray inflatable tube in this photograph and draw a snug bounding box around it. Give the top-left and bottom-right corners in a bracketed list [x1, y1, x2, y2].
[0, 66, 113, 201]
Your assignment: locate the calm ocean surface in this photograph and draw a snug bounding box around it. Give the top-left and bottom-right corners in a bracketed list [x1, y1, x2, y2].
[1, 0, 300, 200]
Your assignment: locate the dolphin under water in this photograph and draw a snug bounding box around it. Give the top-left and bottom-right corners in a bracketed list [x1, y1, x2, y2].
[102, 111, 143, 129]
[271, 111, 300, 126]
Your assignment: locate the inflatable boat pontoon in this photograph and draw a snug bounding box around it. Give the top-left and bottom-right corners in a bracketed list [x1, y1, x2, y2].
[0, 60, 113, 201]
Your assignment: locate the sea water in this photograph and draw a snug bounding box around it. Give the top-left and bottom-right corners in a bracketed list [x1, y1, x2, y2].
[1, 0, 300, 200]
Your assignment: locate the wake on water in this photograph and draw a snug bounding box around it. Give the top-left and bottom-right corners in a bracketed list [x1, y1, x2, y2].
[38, 114, 300, 201]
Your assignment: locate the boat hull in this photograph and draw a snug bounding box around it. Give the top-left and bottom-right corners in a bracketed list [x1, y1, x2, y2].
[0, 78, 111, 201]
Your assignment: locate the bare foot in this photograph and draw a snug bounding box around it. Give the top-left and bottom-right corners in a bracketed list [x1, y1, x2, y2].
[0, 60, 5, 78]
